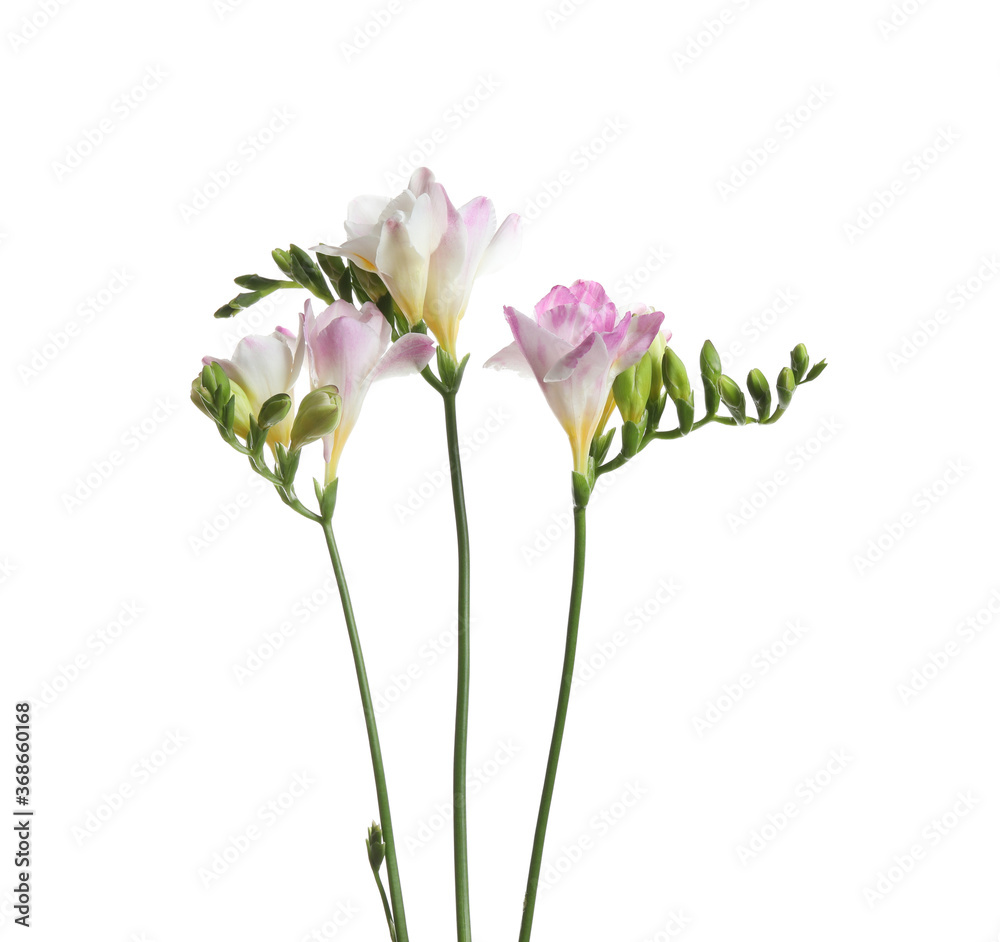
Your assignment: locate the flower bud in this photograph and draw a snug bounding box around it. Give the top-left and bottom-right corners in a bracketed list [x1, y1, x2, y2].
[613, 356, 652, 425]
[777, 367, 796, 409]
[746, 368, 771, 421]
[700, 340, 722, 383]
[191, 372, 251, 439]
[366, 821, 386, 871]
[290, 386, 342, 452]
[646, 332, 668, 405]
[662, 347, 691, 403]
[700, 340, 721, 417]
[258, 393, 292, 430]
[352, 264, 390, 303]
[718, 374, 746, 425]
[791, 343, 809, 382]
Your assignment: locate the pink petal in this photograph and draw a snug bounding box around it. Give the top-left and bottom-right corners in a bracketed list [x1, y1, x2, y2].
[478, 212, 522, 277]
[504, 306, 572, 384]
[543, 333, 599, 383]
[370, 332, 436, 382]
[483, 339, 532, 377]
[613, 311, 666, 372]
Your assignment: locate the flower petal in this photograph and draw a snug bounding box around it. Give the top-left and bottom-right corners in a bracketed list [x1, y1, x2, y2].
[503, 305, 572, 384]
[483, 340, 532, 377]
[613, 311, 666, 372]
[477, 212, 522, 277]
[370, 332, 436, 382]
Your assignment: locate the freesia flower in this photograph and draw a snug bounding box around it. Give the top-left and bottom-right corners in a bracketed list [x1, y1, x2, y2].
[314, 167, 521, 357]
[485, 280, 667, 475]
[304, 298, 435, 482]
[202, 316, 305, 448]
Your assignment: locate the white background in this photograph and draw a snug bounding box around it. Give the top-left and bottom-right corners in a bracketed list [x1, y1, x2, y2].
[3, 0, 1000, 940]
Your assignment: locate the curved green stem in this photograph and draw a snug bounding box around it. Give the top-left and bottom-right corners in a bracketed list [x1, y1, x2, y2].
[443, 389, 473, 942]
[518, 503, 587, 942]
[321, 520, 408, 942]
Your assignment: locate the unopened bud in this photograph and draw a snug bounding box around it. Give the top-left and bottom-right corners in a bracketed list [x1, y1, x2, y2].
[746, 368, 771, 421]
[718, 375, 746, 425]
[258, 393, 292, 430]
[613, 356, 652, 425]
[662, 347, 691, 403]
[791, 343, 809, 383]
[777, 367, 796, 409]
[290, 386, 342, 452]
[646, 332, 668, 405]
[700, 340, 722, 383]
[366, 821, 386, 871]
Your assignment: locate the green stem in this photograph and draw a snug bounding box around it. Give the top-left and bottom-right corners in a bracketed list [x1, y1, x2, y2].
[321, 521, 408, 942]
[443, 389, 473, 942]
[373, 868, 397, 942]
[518, 503, 587, 942]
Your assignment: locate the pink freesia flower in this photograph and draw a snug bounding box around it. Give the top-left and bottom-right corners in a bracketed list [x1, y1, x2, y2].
[203, 315, 305, 448]
[304, 298, 435, 481]
[486, 281, 667, 474]
[314, 167, 521, 357]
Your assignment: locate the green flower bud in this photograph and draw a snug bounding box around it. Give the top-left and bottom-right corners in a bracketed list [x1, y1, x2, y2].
[805, 358, 828, 382]
[289, 386, 342, 452]
[700, 340, 722, 382]
[718, 374, 747, 425]
[662, 347, 691, 403]
[191, 372, 251, 439]
[746, 368, 771, 421]
[791, 343, 809, 383]
[613, 356, 652, 425]
[777, 367, 796, 409]
[366, 821, 386, 871]
[352, 264, 390, 303]
[646, 332, 668, 405]
[258, 393, 292, 431]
